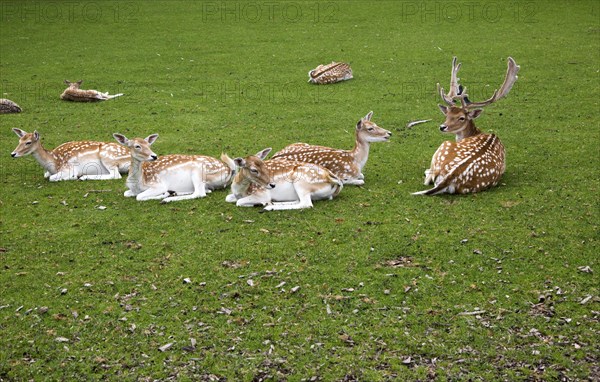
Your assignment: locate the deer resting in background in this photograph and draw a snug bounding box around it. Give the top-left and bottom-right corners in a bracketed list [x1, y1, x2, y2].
[60, 80, 123, 102]
[226, 148, 343, 211]
[271, 112, 391, 185]
[413, 57, 520, 195]
[11, 128, 130, 181]
[113, 133, 236, 203]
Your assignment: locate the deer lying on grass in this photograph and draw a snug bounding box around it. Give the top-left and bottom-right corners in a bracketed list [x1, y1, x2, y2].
[0, 99, 22, 113]
[113, 133, 236, 203]
[271, 112, 391, 185]
[225, 148, 343, 211]
[11, 128, 130, 181]
[413, 57, 520, 195]
[60, 80, 123, 102]
[308, 62, 353, 84]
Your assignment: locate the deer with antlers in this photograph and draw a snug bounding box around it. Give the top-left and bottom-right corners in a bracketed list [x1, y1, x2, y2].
[113, 133, 236, 203]
[10, 128, 130, 181]
[60, 80, 123, 102]
[413, 57, 520, 195]
[271, 112, 391, 185]
[225, 148, 343, 211]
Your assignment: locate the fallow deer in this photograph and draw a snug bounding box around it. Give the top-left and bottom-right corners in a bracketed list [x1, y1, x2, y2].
[10, 128, 130, 181]
[308, 62, 353, 84]
[60, 80, 123, 102]
[225, 148, 343, 211]
[0, 99, 22, 113]
[413, 57, 520, 195]
[113, 133, 236, 203]
[271, 111, 391, 185]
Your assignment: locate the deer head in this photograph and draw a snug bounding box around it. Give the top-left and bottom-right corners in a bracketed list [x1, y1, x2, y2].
[64, 80, 84, 89]
[233, 148, 275, 189]
[11, 128, 41, 157]
[356, 111, 392, 142]
[437, 57, 520, 138]
[113, 133, 159, 162]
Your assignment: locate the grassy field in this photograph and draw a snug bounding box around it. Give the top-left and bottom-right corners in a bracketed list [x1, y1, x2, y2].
[1, 0, 598, 380]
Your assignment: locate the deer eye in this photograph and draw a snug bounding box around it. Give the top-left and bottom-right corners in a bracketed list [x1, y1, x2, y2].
[250, 168, 259, 174]
[134, 145, 142, 150]
[367, 127, 374, 131]
[25, 141, 32, 146]
[459, 117, 466, 121]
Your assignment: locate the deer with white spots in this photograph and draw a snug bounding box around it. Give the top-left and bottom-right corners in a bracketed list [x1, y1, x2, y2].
[271, 112, 391, 185]
[413, 56, 520, 196]
[10, 128, 130, 181]
[60, 80, 123, 102]
[113, 133, 236, 203]
[226, 148, 343, 211]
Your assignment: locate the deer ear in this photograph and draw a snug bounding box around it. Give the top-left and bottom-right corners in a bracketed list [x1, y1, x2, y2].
[234, 158, 246, 168]
[77, 80, 83, 85]
[468, 109, 483, 119]
[33, 130, 40, 141]
[364, 111, 373, 121]
[113, 133, 129, 146]
[255, 147, 272, 160]
[145, 134, 159, 145]
[12, 128, 26, 138]
[64, 80, 70, 85]
[438, 104, 449, 115]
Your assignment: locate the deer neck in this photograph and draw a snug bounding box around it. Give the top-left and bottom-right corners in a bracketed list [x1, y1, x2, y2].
[456, 121, 482, 142]
[126, 157, 146, 192]
[31, 144, 59, 174]
[351, 133, 370, 170]
[231, 173, 253, 198]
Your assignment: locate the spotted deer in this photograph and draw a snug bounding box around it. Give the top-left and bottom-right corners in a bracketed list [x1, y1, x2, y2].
[10, 128, 130, 181]
[0, 99, 22, 113]
[60, 80, 123, 102]
[308, 62, 353, 84]
[225, 148, 343, 211]
[271, 112, 391, 185]
[413, 57, 520, 195]
[113, 133, 236, 203]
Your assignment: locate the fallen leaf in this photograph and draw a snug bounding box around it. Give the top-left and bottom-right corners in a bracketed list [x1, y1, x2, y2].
[158, 343, 173, 352]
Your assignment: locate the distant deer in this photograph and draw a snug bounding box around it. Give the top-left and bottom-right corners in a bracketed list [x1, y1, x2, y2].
[113, 133, 236, 203]
[413, 57, 520, 195]
[308, 62, 353, 84]
[11, 128, 130, 181]
[0, 99, 22, 113]
[271, 111, 391, 185]
[60, 80, 123, 102]
[226, 148, 343, 211]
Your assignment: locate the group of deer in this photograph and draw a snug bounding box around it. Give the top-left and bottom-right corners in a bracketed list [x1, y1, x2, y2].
[10, 57, 519, 209]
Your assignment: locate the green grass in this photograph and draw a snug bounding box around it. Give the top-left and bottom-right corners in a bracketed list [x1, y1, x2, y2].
[1, 1, 598, 380]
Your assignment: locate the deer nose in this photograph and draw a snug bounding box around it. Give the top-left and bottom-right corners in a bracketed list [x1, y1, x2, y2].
[11, 152, 17, 157]
[268, 183, 276, 189]
[439, 125, 447, 132]
[150, 154, 158, 160]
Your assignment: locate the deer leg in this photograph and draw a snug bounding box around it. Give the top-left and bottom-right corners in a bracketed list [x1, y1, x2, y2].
[49, 169, 78, 182]
[80, 167, 122, 181]
[264, 188, 314, 211]
[344, 178, 365, 186]
[135, 186, 170, 201]
[161, 173, 207, 203]
[424, 169, 434, 185]
[236, 190, 270, 207]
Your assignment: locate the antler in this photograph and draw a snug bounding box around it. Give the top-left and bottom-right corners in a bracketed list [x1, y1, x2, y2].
[437, 57, 462, 106]
[463, 57, 520, 108]
[438, 57, 520, 109]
